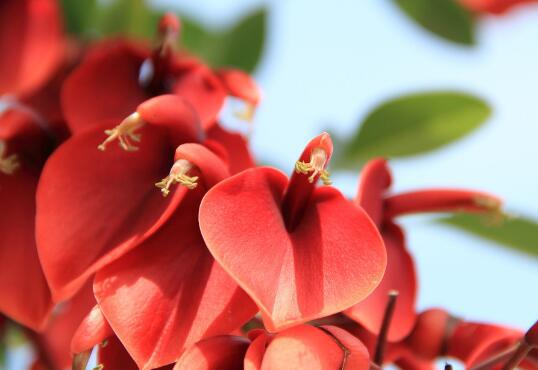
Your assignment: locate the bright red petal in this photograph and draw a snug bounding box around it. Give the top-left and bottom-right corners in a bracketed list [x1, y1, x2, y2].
[61, 41, 149, 133]
[459, 0, 538, 14]
[71, 305, 113, 354]
[345, 222, 417, 342]
[206, 125, 255, 175]
[94, 189, 257, 369]
[244, 331, 271, 370]
[217, 69, 261, 105]
[174, 336, 250, 370]
[354, 158, 392, 227]
[0, 168, 52, 330]
[36, 124, 186, 301]
[199, 167, 386, 331]
[0, 0, 63, 97]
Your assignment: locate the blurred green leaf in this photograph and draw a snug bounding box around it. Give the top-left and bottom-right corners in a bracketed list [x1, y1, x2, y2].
[182, 8, 267, 72]
[439, 213, 538, 257]
[392, 0, 476, 45]
[59, 0, 266, 71]
[334, 91, 491, 169]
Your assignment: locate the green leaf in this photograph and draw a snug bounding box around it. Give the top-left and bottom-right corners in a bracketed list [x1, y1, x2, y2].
[392, 0, 476, 45]
[335, 91, 491, 169]
[59, 0, 99, 36]
[439, 213, 538, 257]
[182, 8, 267, 72]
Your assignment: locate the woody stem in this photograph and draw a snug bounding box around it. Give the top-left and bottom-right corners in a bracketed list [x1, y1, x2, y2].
[374, 290, 399, 366]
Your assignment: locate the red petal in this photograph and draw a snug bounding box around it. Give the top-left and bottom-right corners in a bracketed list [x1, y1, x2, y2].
[36, 124, 186, 301]
[217, 69, 261, 105]
[0, 168, 52, 330]
[354, 158, 392, 227]
[172, 65, 226, 130]
[94, 189, 257, 369]
[174, 336, 250, 370]
[385, 189, 502, 218]
[199, 167, 386, 331]
[244, 331, 271, 370]
[260, 325, 369, 370]
[71, 305, 113, 354]
[206, 125, 255, 175]
[0, 0, 63, 97]
[345, 222, 417, 342]
[98, 336, 141, 370]
[61, 41, 149, 133]
[404, 308, 454, 360]
[458, 0, 538, 14]
[447, 321, 521, 367]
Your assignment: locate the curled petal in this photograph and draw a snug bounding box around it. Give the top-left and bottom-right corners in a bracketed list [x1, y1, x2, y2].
[174, 336, 250, 370]
[345, 222, 417, 342]
[384, 189, 502, 219]
[36, 125, 187, 301]
[0, 0, 63, 97]
[94, 189, 257, 369]
[217, 69, 261, 105]
[354, 158, 392, 227]
[199, 166, 386, 331]
[71, 305, 113, 354]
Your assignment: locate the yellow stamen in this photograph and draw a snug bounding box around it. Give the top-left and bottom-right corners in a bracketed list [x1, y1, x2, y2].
[0, 141, 19, 175]
[155, 159, 199, 197]
[474, 196, 504, 226]
[295, 147, 331, 185]
[234, 103, 256, 123]
[98, 112, 145, 152]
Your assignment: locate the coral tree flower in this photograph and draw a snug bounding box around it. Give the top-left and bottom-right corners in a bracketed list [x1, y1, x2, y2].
[0, 0, 65, 331]
[459, 0, 538, 14]
[345, 159, 502, 342]
[174, 325, 371, 370]
[199, 133, 386, 331]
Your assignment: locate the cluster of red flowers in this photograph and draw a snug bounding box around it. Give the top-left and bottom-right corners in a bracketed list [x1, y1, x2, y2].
[0, 1, 536, 369]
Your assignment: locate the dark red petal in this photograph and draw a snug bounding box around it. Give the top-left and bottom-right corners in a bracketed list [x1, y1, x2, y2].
[172, 65, 227, 130]
[354, 158, 392, 227]
[385, 189, 502, 219]
[199, 167, 386, 331]
[345, 222, 417, 342]
[217, 69, 261, 105]
[174, 336, 250, 370]
[98, 335, 140, 370]
[206, 124, 255, 175]
[260, 325, 369, 370]
[36, 124, 185, 301]
[447, 321, 522, 367]
[0, 168, 52, 330]
[94, 189, 257, 369]
[0, 0, 63, 97]
[39, 282, 96, 369]
[71, 305, 113, 354]
[526, 321, 538, 347]
[244, 331, 271, 370]
[61, 41, 149, 133]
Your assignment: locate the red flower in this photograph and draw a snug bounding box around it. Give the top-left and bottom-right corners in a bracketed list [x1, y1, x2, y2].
[174, 325, 371, 370]
[199, 133, 386, 331]
[459, 0, 538, 14]
[344, 159, 502, 342]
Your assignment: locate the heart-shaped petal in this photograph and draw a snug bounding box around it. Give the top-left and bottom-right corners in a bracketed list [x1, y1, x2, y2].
[199, 166, 386, 331]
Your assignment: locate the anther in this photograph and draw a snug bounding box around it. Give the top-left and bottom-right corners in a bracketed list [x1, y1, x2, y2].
[295, 147, 332, 185]
[98, 112, 145, 152]
[234, 103, 256, 123]
[0, 141, 19, 175]
[155, 159, 198, 197]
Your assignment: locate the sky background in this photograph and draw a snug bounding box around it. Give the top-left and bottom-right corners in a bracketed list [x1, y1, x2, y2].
[10, 1, 538, 369]
[154, 0, 538, 330]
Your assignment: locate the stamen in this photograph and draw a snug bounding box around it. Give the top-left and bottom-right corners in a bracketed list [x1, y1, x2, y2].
[0, 141, 19, 175]
[295, 147, 332, 185]
[155, 159, 198, 197]
[98, 112, 145, 152]
[234, 103, 256, 123]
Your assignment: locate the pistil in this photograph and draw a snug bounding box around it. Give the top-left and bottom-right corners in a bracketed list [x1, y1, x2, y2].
[155, 159, 198, 197]
[98, 112, 146, 151]
[295, 147, 332, 185]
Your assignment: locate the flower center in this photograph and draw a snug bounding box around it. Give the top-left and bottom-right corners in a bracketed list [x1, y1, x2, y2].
[98, 112, 146, 152]
[295, 147, 332, 185]
[155, 159, 199, 197]
[0, 140, 19, 175]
